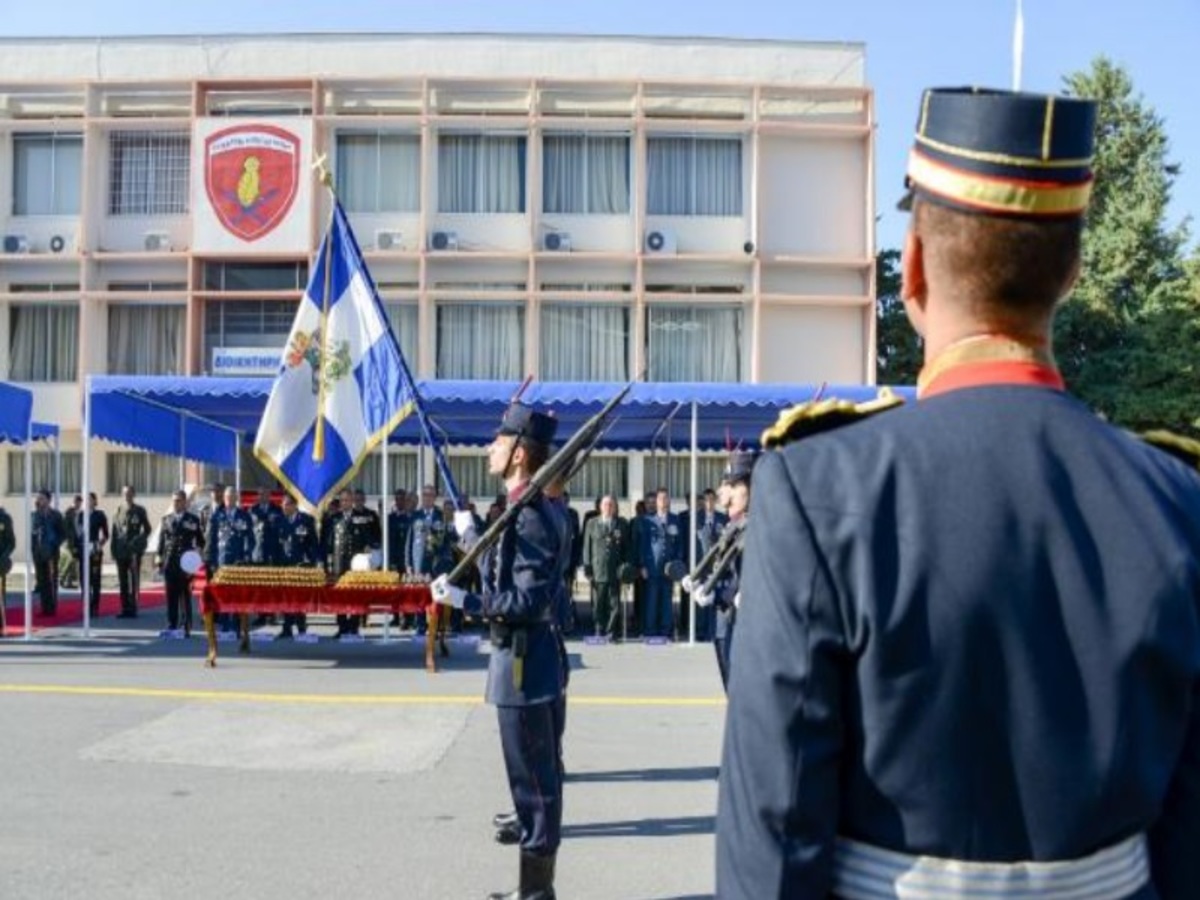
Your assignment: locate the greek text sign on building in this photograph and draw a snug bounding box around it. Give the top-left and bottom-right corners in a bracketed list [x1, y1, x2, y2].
[211, 347, 281, 377]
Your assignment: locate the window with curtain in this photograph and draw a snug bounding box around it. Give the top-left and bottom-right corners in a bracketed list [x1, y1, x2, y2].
[438, 134, 526, 213]
[383, 302, 420, 369]
[7, 451, 81, 496]
[542, 133, 630, 214]
[566, 456, 629, 501]
[539, 303, 629, 381]
[12, 133, 82, 215]
[108, 131, 190, 215]
[204, 300, 298, 365]
[108, 304, 186, 374]
[436, 455, 492, 499]
[436, 303, 525, 379]
[106, 452, 181, 495]
[645, 456, 726, 502]
[353, 451, 421, 497]
[645, 305, 743, 382]
[646, 136, 743, 216]
[8, 303, 79, 382]
[202, 447, 277, 493]
[336, 131, 421, 213]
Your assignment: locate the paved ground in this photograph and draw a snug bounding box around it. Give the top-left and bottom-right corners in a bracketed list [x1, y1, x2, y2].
[0, 609, 726, 900]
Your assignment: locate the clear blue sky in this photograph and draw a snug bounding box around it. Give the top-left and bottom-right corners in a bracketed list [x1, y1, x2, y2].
[3, 0, 1196, 252]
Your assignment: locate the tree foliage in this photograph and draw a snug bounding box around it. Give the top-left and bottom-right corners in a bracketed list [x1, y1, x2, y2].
[875, 248, 923, 385]
[1056, 57, 1197, 434]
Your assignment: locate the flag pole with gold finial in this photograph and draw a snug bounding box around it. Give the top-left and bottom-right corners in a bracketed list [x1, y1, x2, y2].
[311, 154, 335, 462]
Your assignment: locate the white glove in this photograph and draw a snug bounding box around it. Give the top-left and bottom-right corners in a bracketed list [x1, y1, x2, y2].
[430, 574, 466, 609]
[733, 590, 742, 609]
[453, 510, 476, 538]
[680, 575, 696, 594]
[693, 587, 714, 608]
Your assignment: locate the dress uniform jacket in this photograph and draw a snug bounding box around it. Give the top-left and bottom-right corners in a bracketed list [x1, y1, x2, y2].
[0, 508, 14, 570]
[278, 511, 319, 567]
[156, 511, 204, 572]
[465, 494, 566, 707]
[387, 508, 410, 572]
[326, 506, 381, 576]
[406, 507, 451, 576]
[717, 385, 1200, 899]
[111, 503, 151, 561]
[31, 508, 62, 563]
[583, 515, 628, 583]
[205, 505, 255, 570]
[248, 501, 284, 565]
[636, 512, 683, 580]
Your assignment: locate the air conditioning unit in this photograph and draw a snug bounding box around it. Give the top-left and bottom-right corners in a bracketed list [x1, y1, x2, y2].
[375, 229, 404, 252]
[3, 234, 30, 254]
[48, 234, 70, 254]
[429, 230, 459, 251]
[644, 229, 677, 255]
[144, 231, 172, 252]
[542, 231, 572, 252]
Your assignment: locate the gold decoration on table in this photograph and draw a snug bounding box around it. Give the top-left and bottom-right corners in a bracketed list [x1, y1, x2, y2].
[211, 566, 327, 588]
[334, 570, 402, 590]
[401, 573, 432, 586]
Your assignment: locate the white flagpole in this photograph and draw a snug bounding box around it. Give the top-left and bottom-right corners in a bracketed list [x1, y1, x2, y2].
[1012, 0, 1025, 91]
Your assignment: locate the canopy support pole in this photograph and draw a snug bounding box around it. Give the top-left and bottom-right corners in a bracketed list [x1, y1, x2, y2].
[381, 439, 391, 642]
[688, 401, 698, 646]
[53, 434, 61, 506]
[82, 376, 92, 639]
[22, 423, 32, 642]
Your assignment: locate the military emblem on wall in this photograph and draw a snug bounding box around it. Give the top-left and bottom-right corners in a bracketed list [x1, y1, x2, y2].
[204, 124, 300, 242]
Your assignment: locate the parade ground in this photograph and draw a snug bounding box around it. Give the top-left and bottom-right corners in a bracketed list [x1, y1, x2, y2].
[0, 611, 724, 900]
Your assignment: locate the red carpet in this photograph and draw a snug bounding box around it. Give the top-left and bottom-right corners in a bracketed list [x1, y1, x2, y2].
[2, 586, 169, 636]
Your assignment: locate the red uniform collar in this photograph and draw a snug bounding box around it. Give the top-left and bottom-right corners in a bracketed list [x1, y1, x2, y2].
[507, 481, 530, 504]
[917, 334, 1064, 399]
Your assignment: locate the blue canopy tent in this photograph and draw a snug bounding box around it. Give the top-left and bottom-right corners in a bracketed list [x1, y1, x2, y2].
[0, 381, 61, 641]
[84, 375, 915, 642]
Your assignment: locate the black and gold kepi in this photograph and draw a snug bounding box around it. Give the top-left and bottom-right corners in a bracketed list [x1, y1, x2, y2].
[899, 87, 1097, 218]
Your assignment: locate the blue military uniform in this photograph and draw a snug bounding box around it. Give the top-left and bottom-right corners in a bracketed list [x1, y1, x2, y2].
[248, 498, 284, 566]
[205, 504, 255, 571]
[690, 504, 727, 641]
[457, 403, 565, 900]
[636, 507, 684, 638]
[387, 503, 410, 573]
[277, 507, 319, 638]
[406, 505, 451, 576]
[717, 89, 1200, 900]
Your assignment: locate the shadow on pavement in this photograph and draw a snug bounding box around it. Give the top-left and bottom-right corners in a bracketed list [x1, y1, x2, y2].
[562, 814, 714, 839]
[565, 766, 718, 784]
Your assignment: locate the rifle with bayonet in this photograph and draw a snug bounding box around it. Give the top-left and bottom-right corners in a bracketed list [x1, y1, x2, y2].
[681, 517, 746, 598]
[445, 379, 635, 587]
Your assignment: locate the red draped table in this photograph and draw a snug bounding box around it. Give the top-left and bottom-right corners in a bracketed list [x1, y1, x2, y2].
[200, 582, 443, 670]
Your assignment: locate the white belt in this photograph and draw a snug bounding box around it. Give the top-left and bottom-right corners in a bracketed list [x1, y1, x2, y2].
[832, 832, 1149, 900]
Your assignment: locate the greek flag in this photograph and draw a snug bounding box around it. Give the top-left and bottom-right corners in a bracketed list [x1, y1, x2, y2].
[254, 201, 419, 513]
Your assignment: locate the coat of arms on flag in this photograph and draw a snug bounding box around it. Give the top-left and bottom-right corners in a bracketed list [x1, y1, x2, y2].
[253, 200, 418, 513]
[204, 124, 300, 242]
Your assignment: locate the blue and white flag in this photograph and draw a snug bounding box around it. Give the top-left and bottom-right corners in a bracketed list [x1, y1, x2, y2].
[254, 201, 419, 513]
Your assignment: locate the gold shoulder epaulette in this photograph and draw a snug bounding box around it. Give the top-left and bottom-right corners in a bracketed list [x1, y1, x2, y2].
[761, 387, 906, 450]
[1140, 429, 1200, 471]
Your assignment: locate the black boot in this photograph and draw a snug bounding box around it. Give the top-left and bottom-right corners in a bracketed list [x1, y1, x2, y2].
[487, 851, 556, 900]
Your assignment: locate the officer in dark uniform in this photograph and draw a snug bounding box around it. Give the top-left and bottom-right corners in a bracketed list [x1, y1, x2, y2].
[206, 486, 255, 633]
[276, 493, 319, 639]
[432, 403, 565, 900]
[248, 487, 284, 566]
[635, 487, 684, 638]
[0, 504, 15, 635]
[689, 488, 727, 642]
[718, 88, 1200, 899]
[75, 493, 109, 617]
[111, 485, 151, 618]
[328, 488, 381, 637]
[31, 490, 62, 615]
[582, 495, 628, 639]
[155, 490, 204, 633]
[386, 489, 410, 575]
[406, 484, 451, 634]
[692, 452, 754, 692]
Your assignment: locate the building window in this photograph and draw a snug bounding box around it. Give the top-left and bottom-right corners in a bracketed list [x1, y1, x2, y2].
[542, 134, 630, 214]
[438, 134, 526, 213]
[352, 451, 421, 497]
[540, 303, 629, 381]
[336, 132, 420, 213]
[644, 457, 727, 503]
[108, 305, 186, 375]
[8, 302, 79, 382]
[7, 451, 82, 496]
[106, 452, 179, 495]
[203, 261, 307, 292]
[436, 303, 525, 379]
[383, 302, 420, 370]
[108, 131, 190, 215]
[438, 454, 492, 499]
[204, 300, 298, 368]
[12, 133, 82, 215]
[647, 136, 742, 216]
[568, 456, 629, 501]
[645, 305, 743, 382]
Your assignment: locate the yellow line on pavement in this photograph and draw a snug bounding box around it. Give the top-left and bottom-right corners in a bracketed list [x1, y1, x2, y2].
[0, 684, 725, 707]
